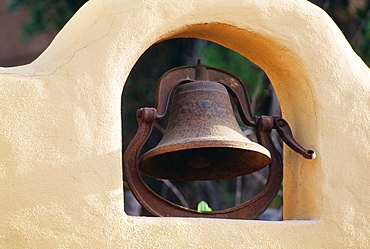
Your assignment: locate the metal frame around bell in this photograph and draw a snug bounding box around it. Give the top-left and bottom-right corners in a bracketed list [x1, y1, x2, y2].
[123, 62, 315, 219]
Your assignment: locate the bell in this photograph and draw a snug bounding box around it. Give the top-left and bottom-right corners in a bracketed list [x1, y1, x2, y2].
[138, 80, 271, 181]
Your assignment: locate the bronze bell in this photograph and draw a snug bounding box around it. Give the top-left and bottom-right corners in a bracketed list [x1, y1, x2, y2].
[138, 80, 271, 181]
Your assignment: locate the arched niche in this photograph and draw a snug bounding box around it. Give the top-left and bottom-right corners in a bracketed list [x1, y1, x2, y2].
[123, 22, 320, 219]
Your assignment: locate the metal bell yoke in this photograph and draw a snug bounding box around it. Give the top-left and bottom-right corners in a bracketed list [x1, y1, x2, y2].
[123, 61, 315, 219]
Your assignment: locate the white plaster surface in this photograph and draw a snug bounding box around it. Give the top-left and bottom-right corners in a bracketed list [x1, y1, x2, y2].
[0, 0, 369, 247]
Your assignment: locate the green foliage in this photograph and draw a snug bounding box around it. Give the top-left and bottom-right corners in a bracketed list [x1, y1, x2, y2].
[359, 17, 370, 65]
[197, 41, 268, 100]
[8, 0, 86, 40]
[197, 201, 212, 211]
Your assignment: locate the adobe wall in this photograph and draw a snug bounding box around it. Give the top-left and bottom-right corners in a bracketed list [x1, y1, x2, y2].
[0, 0, 369, 247]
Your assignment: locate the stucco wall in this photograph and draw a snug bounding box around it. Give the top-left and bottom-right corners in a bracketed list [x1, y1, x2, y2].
[0, 0, 369, 248]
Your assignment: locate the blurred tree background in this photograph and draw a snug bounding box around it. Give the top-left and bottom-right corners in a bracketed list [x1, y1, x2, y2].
[8, 0, 370, 219]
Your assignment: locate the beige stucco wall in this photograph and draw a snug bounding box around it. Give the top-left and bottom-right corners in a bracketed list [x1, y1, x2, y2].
[0, 0, 369, 248]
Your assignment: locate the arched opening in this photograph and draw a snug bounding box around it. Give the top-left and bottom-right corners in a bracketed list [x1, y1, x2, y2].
[121, 22, 319, 220]
[122, 38, 283, 220]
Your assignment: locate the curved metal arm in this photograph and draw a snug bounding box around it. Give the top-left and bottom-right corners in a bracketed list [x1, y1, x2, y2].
[273, 117, 316, 159]
[123, 108, 282, 219]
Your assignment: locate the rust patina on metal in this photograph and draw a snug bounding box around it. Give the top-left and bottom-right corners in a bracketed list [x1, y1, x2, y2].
[123, 61, 315, 219]
[139, 80, 271, 181]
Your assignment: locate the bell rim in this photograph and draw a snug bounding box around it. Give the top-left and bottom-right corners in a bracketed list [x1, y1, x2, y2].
[139, 139, 271, 166]
[138, 140, 271, 181]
